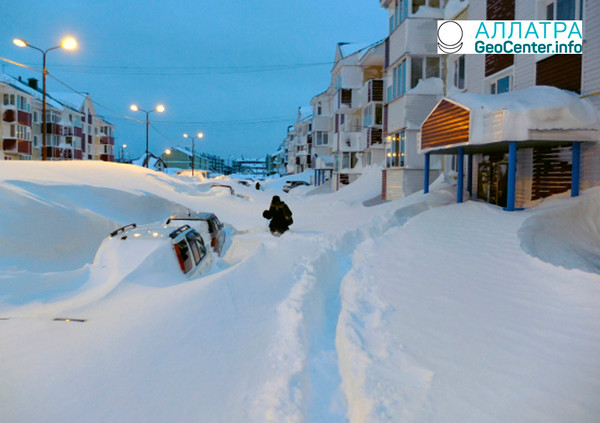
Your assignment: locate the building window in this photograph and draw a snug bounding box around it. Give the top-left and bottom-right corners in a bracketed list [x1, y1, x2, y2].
[315, 131, 329, 146]
[386, 131, 406, 168]
[454, 55, 466, 89]
[490, 74, 511, 94]
[412, 0, 442, 14]
[546, 0, 580, 20]
[389, 0, 409, 33]
[389, 60, 407, 101]
[3, 94, 15, 106]
[317, 102, 322, 116]
[410, 57, 440, 89]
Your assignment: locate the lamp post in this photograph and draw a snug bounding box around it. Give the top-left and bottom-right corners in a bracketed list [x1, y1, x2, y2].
[183, 132, 204, 176]
[130, 104, 165, 168]
[121, 144, 127, 162]
[13, 36, 77, 161]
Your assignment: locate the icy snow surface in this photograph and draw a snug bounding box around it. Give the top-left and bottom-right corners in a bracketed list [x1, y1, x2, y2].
[1, 161, 599, 423]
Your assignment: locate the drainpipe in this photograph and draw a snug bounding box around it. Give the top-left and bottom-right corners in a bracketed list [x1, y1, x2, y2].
[571, 142, 581, 197]
[424, 153, 430, 194]
[467, 153, 473, 198]
[506, 142, 517, 211]
[457, 148, 464, 203]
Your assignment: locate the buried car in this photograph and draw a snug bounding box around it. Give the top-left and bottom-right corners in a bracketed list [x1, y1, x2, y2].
[166, 211, 226, 256]
[107, 223, 213, 277]
[282, 180, 310, 193]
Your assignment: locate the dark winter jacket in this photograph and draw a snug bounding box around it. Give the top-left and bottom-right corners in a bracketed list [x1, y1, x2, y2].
[262, 196, 293, 234]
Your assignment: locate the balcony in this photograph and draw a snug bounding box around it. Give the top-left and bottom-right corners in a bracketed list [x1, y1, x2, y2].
[360, 79, 384, 105]
[336, 132, 362, 152]
[367, 128, 383, 148]
[2, 109, 16, 123]
[2, 139, 32, 155]
[100, 136, 115, 145]
[334, 88, 360, 111]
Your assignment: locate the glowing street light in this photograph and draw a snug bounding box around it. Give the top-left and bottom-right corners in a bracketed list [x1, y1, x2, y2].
[129, 104, 165, 168]
[183, 132, 204, 176]
[13, 36, 78, 160]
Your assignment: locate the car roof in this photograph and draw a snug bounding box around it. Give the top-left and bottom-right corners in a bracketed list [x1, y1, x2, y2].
[167, 211, 216, 222]
[111, 223, 194, 240]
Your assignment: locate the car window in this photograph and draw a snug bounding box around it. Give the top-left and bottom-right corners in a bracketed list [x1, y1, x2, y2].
[174, 239, 194, 274]
[206, 219, 216, 233]
[186, 231, 206, 264]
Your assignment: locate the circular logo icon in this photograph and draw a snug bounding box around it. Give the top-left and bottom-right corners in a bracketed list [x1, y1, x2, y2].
[437, 21, 463, 54]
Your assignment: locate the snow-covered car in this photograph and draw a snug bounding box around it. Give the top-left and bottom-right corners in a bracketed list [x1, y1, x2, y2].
[283, 180, 310, 193]
[165, 211, 226, 256]
[107, 223, 213, 277]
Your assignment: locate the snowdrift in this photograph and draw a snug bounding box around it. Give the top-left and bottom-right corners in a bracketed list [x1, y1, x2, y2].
[1, 161, 599, 423]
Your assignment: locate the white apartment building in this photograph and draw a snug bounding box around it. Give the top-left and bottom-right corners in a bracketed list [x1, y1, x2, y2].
[1, 72, 115, 162]
[379, 0, 450, 200]
[330, 41, 385, 189]
[310, 90, 334, 186]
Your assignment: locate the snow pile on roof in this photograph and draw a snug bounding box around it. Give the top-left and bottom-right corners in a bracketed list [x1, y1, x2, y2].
[444, 0, 469, 19]
[409, 77, 444, 95]
[450, 86, 600, 144]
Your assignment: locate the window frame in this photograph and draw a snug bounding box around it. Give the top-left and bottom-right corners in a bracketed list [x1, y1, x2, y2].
[454, 55, 466, 90]
[489, 74, 512, 94]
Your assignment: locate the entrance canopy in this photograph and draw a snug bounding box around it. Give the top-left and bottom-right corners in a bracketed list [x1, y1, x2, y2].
[419, 86, 600, 154]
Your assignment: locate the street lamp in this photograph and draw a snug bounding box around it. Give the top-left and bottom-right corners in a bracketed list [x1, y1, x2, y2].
[13, 36, 77, 161]
[121, 144, 127, 162]
[130, 104, 165, 168]
[183, 132, 204, 176]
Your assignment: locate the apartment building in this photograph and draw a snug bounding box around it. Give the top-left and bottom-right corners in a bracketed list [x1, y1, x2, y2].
[285, 106, 313, 175]
[379, 0, 452, 200]
[330, 41, 385, 189]
[1, 72, 115, 162]
[419, 0, 600, 210]
[52, 92, 115, 162]
[310, 90, 334, 186]
[1, 75, 35, 160]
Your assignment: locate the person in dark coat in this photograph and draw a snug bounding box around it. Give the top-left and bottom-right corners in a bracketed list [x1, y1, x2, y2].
[262, 195, 293, 236]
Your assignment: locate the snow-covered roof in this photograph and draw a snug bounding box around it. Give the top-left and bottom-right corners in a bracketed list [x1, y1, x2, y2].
[447, 86, 600, 145]
[50, 92, 88, 111]
[0, 73, 64, 110]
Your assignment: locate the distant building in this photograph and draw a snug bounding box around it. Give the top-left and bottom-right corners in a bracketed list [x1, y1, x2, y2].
[0, 72, 114, 162]
[232, 157, 268, 176]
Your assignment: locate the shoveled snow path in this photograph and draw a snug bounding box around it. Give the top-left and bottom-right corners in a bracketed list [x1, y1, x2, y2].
[250, 192, 455, 422]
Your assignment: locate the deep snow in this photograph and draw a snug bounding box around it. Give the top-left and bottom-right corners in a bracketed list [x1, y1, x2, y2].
[1, 161, 599, 423]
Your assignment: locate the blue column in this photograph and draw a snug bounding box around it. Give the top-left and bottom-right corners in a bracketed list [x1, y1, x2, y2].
[506, 142, 517, 211]
[424, 153, 430, 194]
[457, 148, 464, 203]
[572, 142, 581, 197]
[467, 153, 473, 198]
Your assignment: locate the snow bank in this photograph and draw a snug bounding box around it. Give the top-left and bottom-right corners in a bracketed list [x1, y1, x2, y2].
[519, 188, 600, 273]
[1, 161, 599, 423]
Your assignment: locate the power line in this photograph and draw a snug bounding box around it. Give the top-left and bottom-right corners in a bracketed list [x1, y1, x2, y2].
[36, 61, 333, 76]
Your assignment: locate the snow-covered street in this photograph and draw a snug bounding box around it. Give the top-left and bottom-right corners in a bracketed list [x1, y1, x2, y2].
[1, 161, 599, 423]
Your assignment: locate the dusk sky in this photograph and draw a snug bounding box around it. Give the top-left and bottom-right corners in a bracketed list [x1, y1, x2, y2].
[1, 1, 387, 160]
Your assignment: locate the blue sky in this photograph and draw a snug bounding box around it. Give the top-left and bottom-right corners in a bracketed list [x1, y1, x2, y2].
[1, 1, 387, 160]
